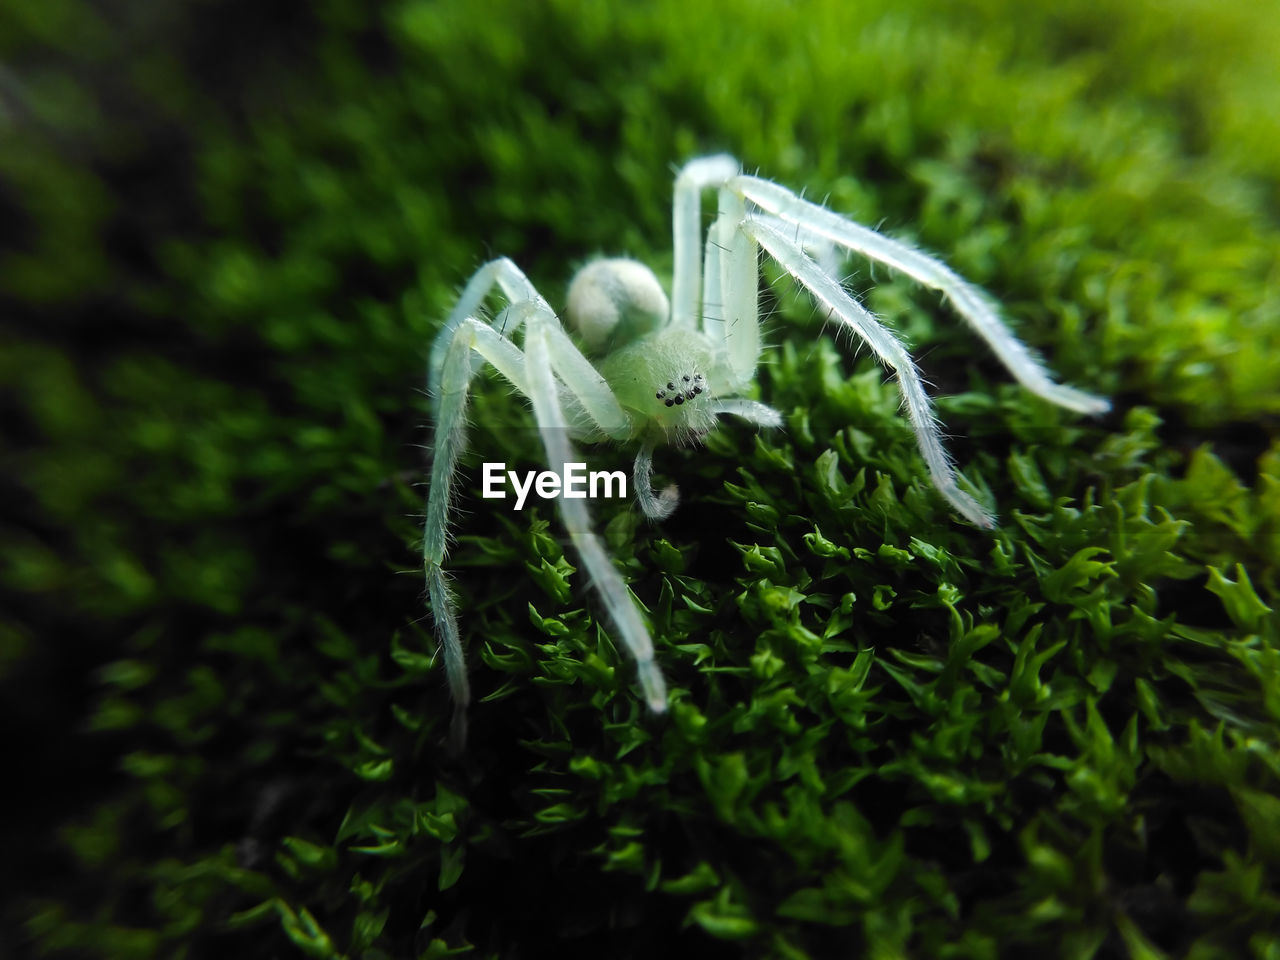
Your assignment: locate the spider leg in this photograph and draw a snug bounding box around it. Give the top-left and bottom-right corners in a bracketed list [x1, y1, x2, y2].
[700, 216, 725, 346]
[756, 213, 844, 279]
[430, 260, 632, 442]
[672, 154, 740, 329]
[732, 175, 1110, 416]
[427, 277, 654, 744]
[425, 317, 532, 750]
[633, 442, 679, 521]
[429, 257, 543, 419]
[708, 184, 761, 389]
[710, 398, 784, 428]
[525, 313, 668, 713]
[630, 406, 781, 522]
[743, 217, 997, 529]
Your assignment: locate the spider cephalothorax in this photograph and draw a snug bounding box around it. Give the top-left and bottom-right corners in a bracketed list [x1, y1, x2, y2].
[566, 258, 722, 446]
[424, 154, 1107, 747]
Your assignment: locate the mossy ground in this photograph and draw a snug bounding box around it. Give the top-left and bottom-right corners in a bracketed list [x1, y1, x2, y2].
[2, 0, 1279, 957]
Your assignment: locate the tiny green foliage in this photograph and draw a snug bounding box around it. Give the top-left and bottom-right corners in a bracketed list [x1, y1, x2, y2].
[3, 0, 1280, 958]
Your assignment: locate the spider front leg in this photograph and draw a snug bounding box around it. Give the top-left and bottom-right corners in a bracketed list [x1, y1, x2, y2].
[428, 257, 634, 431]
[426, 278, 664, 747]
[425, 316, 530, 750]
[428, 257, 540, 421]
[522, 312, 668, 713]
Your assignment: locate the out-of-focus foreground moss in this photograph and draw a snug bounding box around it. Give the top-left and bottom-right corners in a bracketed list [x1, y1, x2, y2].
[2, 0, 1278, 957]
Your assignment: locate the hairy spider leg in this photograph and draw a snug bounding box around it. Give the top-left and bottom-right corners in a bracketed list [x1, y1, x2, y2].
[633, 442, 680, 521]
[426, 274, 660, 745]
[430, 259, 633, 442]
[672, 163, 995, 526]
[672, 154, 741, 329]
[708, 399, 785, 427]
[429, 257, 635, 435]
[713, 185, 763, 390]
[631, 401, 781, 523]
[742, 217, 997, 529]
[429, 257, 541, 420]
[523, 314, 669, 714]
[426, 317, 529, 750]
[679, 158, 775, 397]
[631, 162, 786, 520]
[732, 176, 1111, 416]
[700, 215, 725, 347]
[755, 213, 846, 278]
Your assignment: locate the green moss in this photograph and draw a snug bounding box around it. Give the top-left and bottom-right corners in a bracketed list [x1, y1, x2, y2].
[3, 0, 1279, 957]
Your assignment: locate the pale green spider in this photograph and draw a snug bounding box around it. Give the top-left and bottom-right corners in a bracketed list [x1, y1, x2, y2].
[425, 154, 1108, 746]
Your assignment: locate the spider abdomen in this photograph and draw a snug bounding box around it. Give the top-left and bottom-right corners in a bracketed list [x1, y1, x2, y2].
[566, 258, 669, 355]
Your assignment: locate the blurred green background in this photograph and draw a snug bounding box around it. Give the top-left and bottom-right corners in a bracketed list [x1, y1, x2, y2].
[2, 0, 1279, 957]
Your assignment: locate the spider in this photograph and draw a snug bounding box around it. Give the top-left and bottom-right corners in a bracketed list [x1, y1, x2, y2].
[425, 154, 1108, 747]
